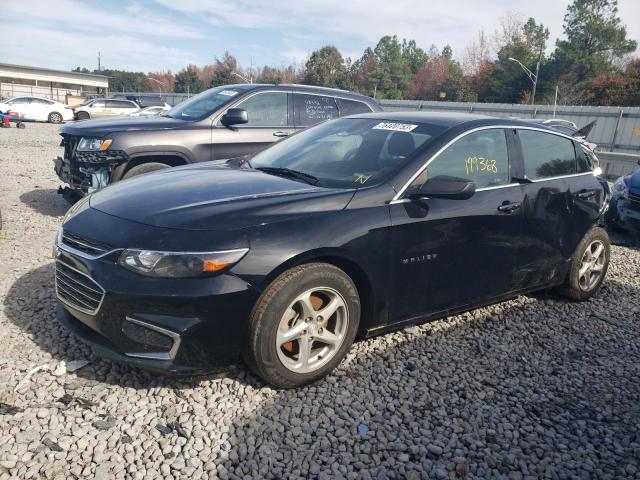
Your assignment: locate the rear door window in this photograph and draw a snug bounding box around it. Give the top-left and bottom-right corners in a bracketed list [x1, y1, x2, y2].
[293, 93, 339, 127]
[519, 130, 576, 180]
[107, 100, 136, 109]
[413, 128, 510, 189]
[337, 98, 373, 116]
[235, 91, 289, 127]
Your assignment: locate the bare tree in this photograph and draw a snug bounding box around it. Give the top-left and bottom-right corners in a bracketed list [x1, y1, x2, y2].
[493, 11, 525, 54]
[463, 29, 491, 76]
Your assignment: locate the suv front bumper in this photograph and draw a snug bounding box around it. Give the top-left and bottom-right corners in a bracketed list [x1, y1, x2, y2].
[54, 149, 128, 195]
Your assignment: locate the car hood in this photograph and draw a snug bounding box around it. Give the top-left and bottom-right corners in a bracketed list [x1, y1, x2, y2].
[628, 169, 640, 191]
[61, 115, 186, 137]
[89, 164, 355, 231]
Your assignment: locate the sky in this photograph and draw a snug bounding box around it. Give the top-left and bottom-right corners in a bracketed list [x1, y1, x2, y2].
[1, 0, 639, 74]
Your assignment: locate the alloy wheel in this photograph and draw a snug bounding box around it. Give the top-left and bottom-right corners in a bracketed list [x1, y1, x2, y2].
[578, 240, 606, 291]
[276, 287, 349, 374]
[49, 112, 63, 124]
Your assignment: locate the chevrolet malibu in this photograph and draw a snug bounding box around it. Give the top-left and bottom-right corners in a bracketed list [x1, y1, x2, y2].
[55, 112, 611, 388]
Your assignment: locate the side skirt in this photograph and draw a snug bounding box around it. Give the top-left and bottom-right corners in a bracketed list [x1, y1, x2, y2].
[363, 282, 564, 339]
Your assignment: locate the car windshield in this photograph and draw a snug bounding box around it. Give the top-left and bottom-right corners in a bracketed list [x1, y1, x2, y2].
[248, 118, 446, 189]
[164, 86, 246, 120]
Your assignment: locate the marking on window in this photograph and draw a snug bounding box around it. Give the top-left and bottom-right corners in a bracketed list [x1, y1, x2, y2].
[464, 156, 498, 175]
[372, 122, 418, 132]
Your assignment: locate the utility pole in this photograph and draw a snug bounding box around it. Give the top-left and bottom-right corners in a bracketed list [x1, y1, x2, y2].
[98, 51, 101, 72]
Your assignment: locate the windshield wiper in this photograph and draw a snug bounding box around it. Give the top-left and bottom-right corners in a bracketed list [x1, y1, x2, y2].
[256, 167, 319, 185]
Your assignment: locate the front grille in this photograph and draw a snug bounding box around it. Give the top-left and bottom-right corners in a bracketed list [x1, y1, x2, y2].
[62, 230, 112, 256]
[60, 135, 92, 189]
[76, 150, 127, 164]
[628, 190, 640, 204]
[55, 262, 105, 315]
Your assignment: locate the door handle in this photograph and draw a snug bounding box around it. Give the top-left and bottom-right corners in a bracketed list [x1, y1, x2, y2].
[273, 131, 289, 137]
[497, 202, 521, 213]
[576, 190, 596, 199]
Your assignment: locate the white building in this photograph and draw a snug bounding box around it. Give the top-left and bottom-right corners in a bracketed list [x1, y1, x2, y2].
[0, 63, 109, 103]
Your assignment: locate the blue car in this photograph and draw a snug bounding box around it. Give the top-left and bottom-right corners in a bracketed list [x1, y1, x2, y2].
[608, 161, 640, 231]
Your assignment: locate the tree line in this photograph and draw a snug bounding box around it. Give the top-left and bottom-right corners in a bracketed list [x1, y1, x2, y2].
[74, 0, 638, 106]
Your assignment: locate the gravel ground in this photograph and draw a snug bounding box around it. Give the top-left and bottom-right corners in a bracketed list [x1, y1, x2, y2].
[1, 123, 640, 480]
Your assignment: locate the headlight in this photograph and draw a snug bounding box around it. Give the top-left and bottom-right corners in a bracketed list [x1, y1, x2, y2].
[612, 177, 629, 198]
[62, 195, 90, 224]
[77, 137, 112, 151]
[118, 248, 249, 278]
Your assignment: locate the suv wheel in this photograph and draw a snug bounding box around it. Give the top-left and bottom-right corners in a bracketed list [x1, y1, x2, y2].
[558, 227, 610, 301]
[48, 112, 63, 124]
[76, 111, 90, 120]
[243, 263, 360, 388]
[123, 162, 170, 179]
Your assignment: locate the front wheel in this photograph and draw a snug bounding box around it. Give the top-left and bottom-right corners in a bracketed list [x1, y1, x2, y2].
[558, 227, 610, 301]
[76, 111, 90, 120]
[243, 263, 360, 388]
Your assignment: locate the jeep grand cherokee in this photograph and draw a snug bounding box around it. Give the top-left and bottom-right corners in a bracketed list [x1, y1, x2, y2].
[54, 84, 380, 201]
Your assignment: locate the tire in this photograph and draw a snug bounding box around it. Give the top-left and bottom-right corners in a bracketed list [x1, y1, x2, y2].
[48, 111, 63, 124]
[243, 263, 360, 388]
[558, 227, 610, 301]
[122, 162, 170, 179]
[76, 111, 90, 120]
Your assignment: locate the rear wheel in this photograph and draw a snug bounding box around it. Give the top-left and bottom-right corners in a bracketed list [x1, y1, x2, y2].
[558, 227, 610, 300]
[48, 111, 63, 124]
[122, 162, 170, 179]
[243, 263, 360, 388]
[76, 111, 90, 120]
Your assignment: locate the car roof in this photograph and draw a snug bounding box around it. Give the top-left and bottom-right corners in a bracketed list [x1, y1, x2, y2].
[347, 111, 562, 131]
[5, 95, 55, 101]
[237, 83, 377, 102]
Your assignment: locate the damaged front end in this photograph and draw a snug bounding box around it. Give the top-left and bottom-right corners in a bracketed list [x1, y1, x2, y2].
[54, 134, 128, 200]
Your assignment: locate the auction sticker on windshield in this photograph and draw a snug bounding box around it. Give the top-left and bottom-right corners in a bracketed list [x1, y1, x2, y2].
[372, 122, 418, 132]
[219, 90, 238, 96]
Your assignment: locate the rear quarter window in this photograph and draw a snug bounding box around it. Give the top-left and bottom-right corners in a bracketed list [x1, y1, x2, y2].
[519, 130, 577, 180]
[337, 98, 373, 116]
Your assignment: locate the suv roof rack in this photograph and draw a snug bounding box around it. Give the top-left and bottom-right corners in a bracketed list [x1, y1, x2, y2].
[275, 83, 351, 93]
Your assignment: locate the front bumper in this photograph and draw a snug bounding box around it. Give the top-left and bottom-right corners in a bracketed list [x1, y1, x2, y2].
[54, 236, 261, 375]
[54, 135, 128, 194]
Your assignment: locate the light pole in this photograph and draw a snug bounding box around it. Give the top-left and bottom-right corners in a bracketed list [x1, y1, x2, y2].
[148, 77, 165, 96]
[231, 71, 251, 83]
[508, 57, 539, 105]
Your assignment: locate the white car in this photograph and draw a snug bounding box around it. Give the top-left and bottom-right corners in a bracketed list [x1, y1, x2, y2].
[128, 105, 171, 117]
[71, 99, 140, 120]
[0, 96, 73, 123]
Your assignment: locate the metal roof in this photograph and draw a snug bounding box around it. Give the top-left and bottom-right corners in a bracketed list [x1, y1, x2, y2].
[0, 63, 109, 87]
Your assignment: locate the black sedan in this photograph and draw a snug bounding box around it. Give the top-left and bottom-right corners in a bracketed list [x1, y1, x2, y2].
[55, 112, 611, 388]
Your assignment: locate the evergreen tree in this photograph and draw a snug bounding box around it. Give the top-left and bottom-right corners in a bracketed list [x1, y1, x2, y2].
[174, 65, 203, 94]
[554, 0, 637, 82]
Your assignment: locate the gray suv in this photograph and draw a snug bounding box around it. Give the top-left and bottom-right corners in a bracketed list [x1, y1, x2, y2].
[54, 84, 381, 199]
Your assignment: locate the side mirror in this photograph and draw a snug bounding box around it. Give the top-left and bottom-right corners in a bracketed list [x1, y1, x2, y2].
[406, 175, 476, 200]
[221, 108, 248, 127]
